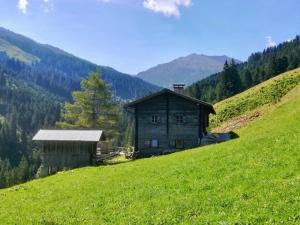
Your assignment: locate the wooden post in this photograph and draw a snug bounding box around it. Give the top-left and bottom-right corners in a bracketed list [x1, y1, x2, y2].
[135, 106, 139, 152]
[166, 93, 170, 146]
[198, 105, 203, 141]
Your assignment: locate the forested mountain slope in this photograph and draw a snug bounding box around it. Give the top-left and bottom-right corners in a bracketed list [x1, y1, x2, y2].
[186, 35, 300, 103]
[0, 26, 160, 189]
[1, 72, 300, 224]
[0, 27, 160, 100]
[0, 63, 62, 188]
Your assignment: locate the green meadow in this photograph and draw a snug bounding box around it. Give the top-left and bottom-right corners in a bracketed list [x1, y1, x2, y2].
[0, 38, 39, 64]
[1, 70, 300, 224]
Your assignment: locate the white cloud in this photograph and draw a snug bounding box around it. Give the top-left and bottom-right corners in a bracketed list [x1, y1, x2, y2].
[42, 0, 54, 13]
[265, 36, 276, 48]
[143, 0, 191, 17]
[17, 0, 55, 14]
[18, 0, 29, 14]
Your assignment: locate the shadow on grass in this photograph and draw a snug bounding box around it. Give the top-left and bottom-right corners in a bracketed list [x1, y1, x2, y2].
[229, 131, 240, 139]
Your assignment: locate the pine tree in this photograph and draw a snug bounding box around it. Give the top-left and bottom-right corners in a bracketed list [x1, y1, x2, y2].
[218, 60, 242, 100]
[0, 74, 6, 87]
[228, 59, 242, 94]
[17, 156, 29, 183]
[57, 69, 119, 140]
[242, 70, 253, 88]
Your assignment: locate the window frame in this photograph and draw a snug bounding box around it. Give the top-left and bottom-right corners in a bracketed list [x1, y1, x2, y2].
[176, 114, 184, 124]
[151, 115, 159, 124]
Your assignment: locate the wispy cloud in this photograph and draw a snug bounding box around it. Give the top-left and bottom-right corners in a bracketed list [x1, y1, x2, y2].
[18, 0, 29, 14]
[17, 0, 55, 14]
[265, 36, 276, 48]
[42, 0, 54, 13]
[143, 0, 192, 17]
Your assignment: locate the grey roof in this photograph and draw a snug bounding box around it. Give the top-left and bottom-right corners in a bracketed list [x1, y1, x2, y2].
[124, 88, 216, 114]
[32, 130, 104, 142]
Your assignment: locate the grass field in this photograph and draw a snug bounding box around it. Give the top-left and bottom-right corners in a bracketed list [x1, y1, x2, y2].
[1, 71, 300, 224]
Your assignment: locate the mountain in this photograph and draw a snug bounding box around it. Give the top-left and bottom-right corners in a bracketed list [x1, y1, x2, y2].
[1, 69, 300, 223]
[0, 27, 160, 100]
[137, 53, 241, 87]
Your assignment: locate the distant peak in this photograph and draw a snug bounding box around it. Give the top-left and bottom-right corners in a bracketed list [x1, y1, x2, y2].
[186, 53, 206, 57]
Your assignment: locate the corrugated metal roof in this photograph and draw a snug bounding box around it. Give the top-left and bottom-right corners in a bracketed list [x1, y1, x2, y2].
[32, 130, 103, 142]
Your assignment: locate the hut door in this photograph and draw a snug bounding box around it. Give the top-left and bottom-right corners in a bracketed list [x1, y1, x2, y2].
[175, 139, 184, 149]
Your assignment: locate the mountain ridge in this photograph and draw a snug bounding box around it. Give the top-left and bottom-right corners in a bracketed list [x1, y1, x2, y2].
[0, 27, 160, 100]
[137, 53, 241, 87]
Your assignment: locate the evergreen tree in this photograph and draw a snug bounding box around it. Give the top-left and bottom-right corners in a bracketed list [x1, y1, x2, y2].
[218, 60, 241, 100]
[242, 70, 253, 88]
[17, 156, 29, 183]
[0, 74, 6, 87]
[57, 70, 119, 140]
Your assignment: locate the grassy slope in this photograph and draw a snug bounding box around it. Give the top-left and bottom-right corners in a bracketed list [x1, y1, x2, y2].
[1, 75, 300, 224]
[0, 38, 39, 64]
[211, 68, 300, 129]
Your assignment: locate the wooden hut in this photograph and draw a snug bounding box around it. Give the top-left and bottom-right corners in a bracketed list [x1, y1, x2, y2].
[125, 84, 215, 156]
[32, 129, 108, 177]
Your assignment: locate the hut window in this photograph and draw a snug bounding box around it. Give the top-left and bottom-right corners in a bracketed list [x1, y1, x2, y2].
[151, 139, 159, 148]
[176, 115, 184, 124]
[144, 140, 151, 147]
[151, 115, 159, 124]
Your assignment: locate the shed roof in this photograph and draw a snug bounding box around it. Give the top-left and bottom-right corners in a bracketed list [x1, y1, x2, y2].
[125, 88, 216, 114]
[32, 130, 104, 142]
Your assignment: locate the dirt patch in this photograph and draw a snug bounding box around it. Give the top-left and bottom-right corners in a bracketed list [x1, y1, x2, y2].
[212, 111, 261, 133]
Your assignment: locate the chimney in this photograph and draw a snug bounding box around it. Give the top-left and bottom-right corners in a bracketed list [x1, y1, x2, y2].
[173, 84, 185, 94]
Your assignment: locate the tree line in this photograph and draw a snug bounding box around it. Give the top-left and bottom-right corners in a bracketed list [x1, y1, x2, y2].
[186, 36, 300, 103]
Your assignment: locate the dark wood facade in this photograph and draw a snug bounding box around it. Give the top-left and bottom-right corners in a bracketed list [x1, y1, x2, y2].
[40, 141, 98, 176]
[125, 89, 215, 156]
[32, 130, 107, 177]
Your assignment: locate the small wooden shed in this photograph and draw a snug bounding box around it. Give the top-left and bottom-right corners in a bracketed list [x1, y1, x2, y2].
[33, 129, 107, 177]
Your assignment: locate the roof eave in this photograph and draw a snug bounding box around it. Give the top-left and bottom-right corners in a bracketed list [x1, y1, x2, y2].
[124, 88, 215, 112]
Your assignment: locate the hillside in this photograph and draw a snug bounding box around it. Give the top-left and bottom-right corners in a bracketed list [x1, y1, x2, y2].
[1, 72, 300, 224]
[137, 54, 241, 87]
[211, 68, 300, 131]
[0, 27, 159, 100]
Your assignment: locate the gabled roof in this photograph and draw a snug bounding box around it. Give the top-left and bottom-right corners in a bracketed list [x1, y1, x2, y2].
[32, 130, 104, 142]
[125, 88, 216, 114]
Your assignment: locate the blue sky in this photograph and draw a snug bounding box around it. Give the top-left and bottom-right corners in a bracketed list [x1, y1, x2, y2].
[0, 0, 299, 74]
